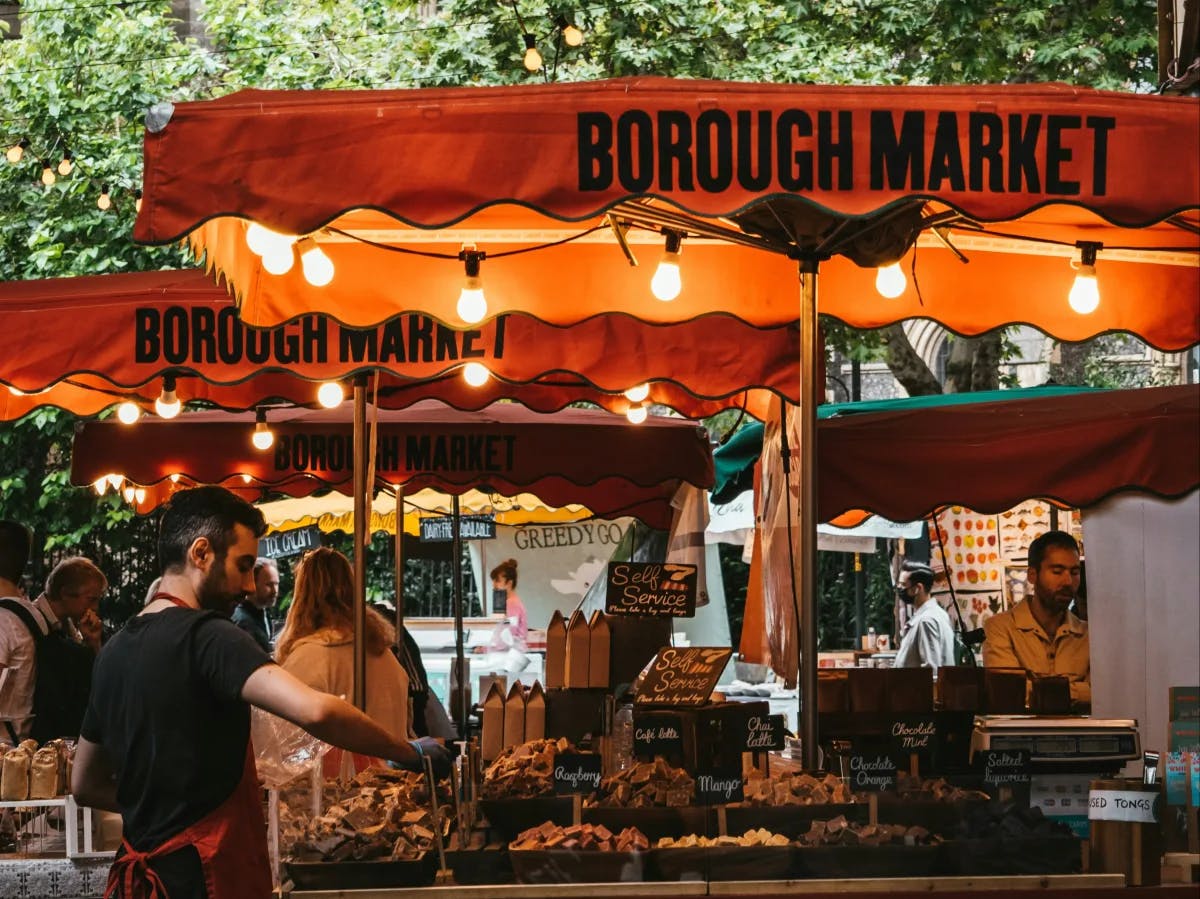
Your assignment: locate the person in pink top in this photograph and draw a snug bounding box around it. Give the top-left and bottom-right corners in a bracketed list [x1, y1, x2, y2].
[487, 558, 527, 653]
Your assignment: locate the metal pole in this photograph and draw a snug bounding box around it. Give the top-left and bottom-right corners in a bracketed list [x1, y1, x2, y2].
[851, 359, 865, 644]
[394, 484, 405, 636]
[451, 494, 467, 739]
[798, 260, 820, 771]
[352, 379, 368, 711]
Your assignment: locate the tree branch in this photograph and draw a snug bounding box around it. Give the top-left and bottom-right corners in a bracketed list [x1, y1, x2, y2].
[883, 324, 942, 396]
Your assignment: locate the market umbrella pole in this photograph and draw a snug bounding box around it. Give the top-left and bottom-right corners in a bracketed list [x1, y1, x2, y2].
[451, 493, 467, 739]
[799, 261, 819, 771]
[395, 484, 405, 635]
[353, 380, 368, 711]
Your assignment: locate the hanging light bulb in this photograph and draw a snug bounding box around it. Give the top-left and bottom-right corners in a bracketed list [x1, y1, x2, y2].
[97, 186, 112, 211]
[626, 403, 648, 425]
[624, 383, 650, 404]
[1068, 242, 1101, 315]
[116, 401, 140, 425]
[134, 190, 143, 213]
[317, 381, 344, 408]
[5, 140, 28, 164]
[261, 240, 296, 276]
[457, 248, 487, 324]
[555, 15, 584, 46]
[874, 261, 907, 299]
[169, 473, 181, 483]
[252, 408, 275, 450]
[122, 485, 136, 503]
[7, 385, 24, 396]
[522, 33, 543, 71]
[107, 474, 124, 491]
[245, 222, 294, 257]
[134, 487, 146, 504]
[57, 151, 73, 176]
[154, 374, 181, 419]
[463, 362, 490, 387]
[297, 236, 335, 287]
[241, 474, 253, 484]
[93, 476, 109, 496]
[40, 161, 56, 186]
[650, 231, 684, 301]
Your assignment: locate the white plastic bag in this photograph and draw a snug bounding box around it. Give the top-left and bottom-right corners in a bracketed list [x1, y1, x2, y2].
[250, 707, 331, 789]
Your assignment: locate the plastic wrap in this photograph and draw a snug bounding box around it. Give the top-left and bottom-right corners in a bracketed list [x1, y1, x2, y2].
[251, 708, 331, 789]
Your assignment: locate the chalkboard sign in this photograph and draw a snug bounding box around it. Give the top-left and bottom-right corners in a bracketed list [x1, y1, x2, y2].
[848, 752, 897, 792]
[554, 753, 603, 795]
[979, 749, 1032, 801]
[419, 514, 496, 543]
[889, 716, 938, 766]
[634, 647, 732, 707]
[258, 525, 321, 560]
[744, 714, 787, 752]
[606, 562, 697, 617]
[632, 712, 684, 761]
[695, 766, 744, 805]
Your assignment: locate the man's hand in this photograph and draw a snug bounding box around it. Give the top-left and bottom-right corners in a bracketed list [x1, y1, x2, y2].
[76, 608, 103, 652]
[394, 737, 453, 778]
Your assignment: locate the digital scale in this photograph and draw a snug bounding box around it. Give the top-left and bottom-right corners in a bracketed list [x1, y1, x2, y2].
[970, 715, 1140, 772]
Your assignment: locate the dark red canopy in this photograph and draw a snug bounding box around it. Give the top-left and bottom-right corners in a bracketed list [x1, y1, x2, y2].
[69, 401, 714, 529]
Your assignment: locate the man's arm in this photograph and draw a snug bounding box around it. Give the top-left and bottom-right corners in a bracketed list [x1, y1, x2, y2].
[70, 738, 119, 812]
[241, 664, 419, 765]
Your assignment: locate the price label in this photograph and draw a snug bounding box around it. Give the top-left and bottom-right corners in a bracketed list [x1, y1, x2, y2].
[553, 753, 603, 795]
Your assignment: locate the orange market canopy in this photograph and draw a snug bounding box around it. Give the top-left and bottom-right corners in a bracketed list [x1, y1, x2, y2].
[135, 78, 1199, 345]
[0, 269, 797, 421]
[69, 400, 714, 530]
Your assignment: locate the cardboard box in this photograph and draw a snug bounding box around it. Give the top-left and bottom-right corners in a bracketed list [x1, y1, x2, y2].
[545, 610, 567, 690]
[587, 610, 611, 689]
[1170, 719, 1200, 752]
[481, 681, 506, 762]
[503, 681, 526, 750]
[525, 682, 546, 742]
[564, 610, 590, 688]
[1170, 686, 1200, 722]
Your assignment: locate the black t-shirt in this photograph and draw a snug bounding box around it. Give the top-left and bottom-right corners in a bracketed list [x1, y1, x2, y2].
[80, 608, 271, 851]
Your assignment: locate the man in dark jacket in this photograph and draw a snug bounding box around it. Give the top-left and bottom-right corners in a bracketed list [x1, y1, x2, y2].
[231, 557, 278, 653]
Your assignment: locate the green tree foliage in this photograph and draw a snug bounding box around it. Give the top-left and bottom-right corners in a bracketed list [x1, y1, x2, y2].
[0, 0, 1160, 626]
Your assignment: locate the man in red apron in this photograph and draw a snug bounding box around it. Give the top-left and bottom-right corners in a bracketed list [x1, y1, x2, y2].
[71, 486, 450, 898]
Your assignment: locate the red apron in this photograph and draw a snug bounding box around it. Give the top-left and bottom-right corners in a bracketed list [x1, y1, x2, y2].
[105, 593, 273, 899]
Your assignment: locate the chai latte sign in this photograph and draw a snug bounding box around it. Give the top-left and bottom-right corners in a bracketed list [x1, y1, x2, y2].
[634, 647, 732, 707]
[605, 562, 697, 617]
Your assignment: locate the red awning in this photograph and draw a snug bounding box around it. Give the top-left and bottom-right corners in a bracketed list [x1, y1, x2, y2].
[134, 78, 1199, 347]
[69, 401, 714, 529]
[0, 269, 796, 420]
[818, 384, 1200, 523]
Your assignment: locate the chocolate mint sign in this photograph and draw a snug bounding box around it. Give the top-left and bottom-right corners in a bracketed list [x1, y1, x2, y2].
[606, 562, 697, 617]
[890, 717, 938, 765]
[744, 714, 787, 752]
[632, 713, 683, 761]
[554, 753, 603, 795]
[849, 753, 897, 793]
[634, 647, 732, 706]
[419, 514, 496, 543]
[258, 525, 321, 560]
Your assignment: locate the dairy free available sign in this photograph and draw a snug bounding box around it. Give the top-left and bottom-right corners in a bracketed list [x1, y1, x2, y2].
[606, 562, 697, 617]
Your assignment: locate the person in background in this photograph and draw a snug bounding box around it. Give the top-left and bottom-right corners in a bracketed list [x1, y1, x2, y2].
[72, 487, 448, 899]
[232, 557, 279, 653]
[983, 530, 1090, 707]
[0, 520, 33, 742]
[276, 548, 411, 742]
[487, 557, 528, 654]
[893, 561, 957, 671]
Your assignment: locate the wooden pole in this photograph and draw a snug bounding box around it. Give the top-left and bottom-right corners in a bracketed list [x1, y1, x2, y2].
[352, 379, 367, 711]
[799, 259, 819, 771]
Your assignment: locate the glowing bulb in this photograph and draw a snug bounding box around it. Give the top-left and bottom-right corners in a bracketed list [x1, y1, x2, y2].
[563, 23, 583, 46]
[298, 237, 334, 287]
[169, 473, 181, 483]
[651, 232, 683, 301]
[8, 385, 24, 396]
[522, 34, 542, 71]
[624, 384, 650, 403]
[1068, 265, 1100, 314]
[5, 141, 25, 164]
[457, 279, 487, 324]
[155, 377, 180, 419]
[626, 403, 648, 425]
[241, 474, 253, 484]
[122, 485, 135, 503]
[116, 401, 139, 424]
[463, 362, 490, 387]
[134, 487, 146, 504]
[875, 262, 907, 299]
[261, 242, 295, 276]
[252, 410, 274, 450]
[93, 477, 109, 496]
[97, 187, 111, 211]
[106, 474, 123, 490]
[57, 153, 73, 176]
[40, 163, 56, 186]
[317, 381, 344, 408]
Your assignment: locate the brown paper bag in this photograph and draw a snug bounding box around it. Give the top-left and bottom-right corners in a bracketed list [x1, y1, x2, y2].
[588, 611, 611, 689]
[503, 682, 526, 749]
[545, 610, 567, 689]
[481, 681, 507, 762]
[564, 610, 590, 688]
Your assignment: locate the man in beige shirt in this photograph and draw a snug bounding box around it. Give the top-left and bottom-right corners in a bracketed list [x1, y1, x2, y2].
[984, 530, 1090, 709]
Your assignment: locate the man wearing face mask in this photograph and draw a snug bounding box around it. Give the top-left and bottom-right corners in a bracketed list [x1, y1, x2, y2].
[984, 530, 1089, 708]
[893, 561, 957, 671]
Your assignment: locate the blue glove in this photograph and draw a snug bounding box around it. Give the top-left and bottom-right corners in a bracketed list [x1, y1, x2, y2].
[401, 736, 453, 778]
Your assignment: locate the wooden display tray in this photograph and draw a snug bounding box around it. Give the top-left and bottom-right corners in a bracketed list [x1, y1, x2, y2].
[509, 848, 647, 884]
[479, 796, 575, 843]
[284, 853, 436, 890]
[723, 803, 868, 838]
[648, 845, 792, 882]
[583, 806, 713, 842]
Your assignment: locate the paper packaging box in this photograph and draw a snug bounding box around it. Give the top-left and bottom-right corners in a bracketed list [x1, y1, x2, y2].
[503, 681, 526, 749]
[564, 610, 590, 688]
[545, 610, 567, 689]
[1169, 719, 1200, 752]
[525, 682, 546, 742]
[481, 681, 507, 762]
[1169, 685, 1200, 722]
[587, 610, 611, 689]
